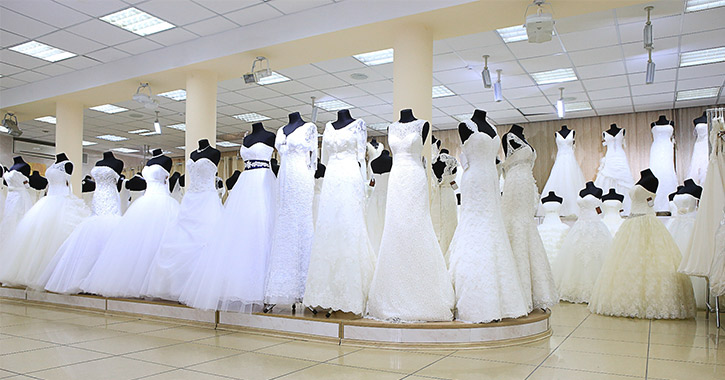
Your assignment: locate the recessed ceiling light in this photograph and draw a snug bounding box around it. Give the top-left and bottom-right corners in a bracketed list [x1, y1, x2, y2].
[128, 129, 151, 134]
[350, 73, 369, 80]
[82, 141, 97, 146]
[90, 104, 128, 114]
[676, 87, 721, 101]
[685, 0, 725, 12]
[96, 134, 128, 142]
[157, 89, 187, 101]
[368, 123, 388, 131]
[564, 101, 592, 112]
[680, 46, 725, 67]
[35, 116, 56, 124]
[139, 131, 161, 136]
[233, 113, 271, 122]
[353, 48, 394, 66]
[496, 25, 528, 43]
[432, 85, 455, 98]
[317, 99, 353, 111]
[100, 7, 175, 36]
[9, 40, 76, 62]
[216, 141, 241, 147]
[530, 68, 578, 85]
[111, 147, 140, 153]
[256, 72, 291, 85]
[166, 123, 186, 131]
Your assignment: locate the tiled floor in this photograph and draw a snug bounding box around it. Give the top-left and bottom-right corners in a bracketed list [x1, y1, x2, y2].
[0, 299, 723, 379]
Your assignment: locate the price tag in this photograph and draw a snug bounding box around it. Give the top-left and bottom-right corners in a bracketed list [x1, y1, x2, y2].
[369, 178, 375, 187]
[450, 180, 458, 190]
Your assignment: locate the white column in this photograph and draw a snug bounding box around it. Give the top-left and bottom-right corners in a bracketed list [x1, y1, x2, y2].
[55, 99, 84, 196]
[185, 70, 218, 159]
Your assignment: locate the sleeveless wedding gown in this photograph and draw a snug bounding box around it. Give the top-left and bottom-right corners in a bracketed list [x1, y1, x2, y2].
[0, 170, 32, 243]
[431, 151, 458, 261]
[502, 133, 558, 311]
[365, 171, 389, 255]
[304, 120, 376, 315]
[366, 119, 455, 322]
[265, 122, 318, 305]
[666, 194, 706, 309]
[538, 132, 586, 217]
[594, 131, 634, 214]
[650, 124, 678, 213]
[537, 201, 570, 265]
[687, 123, 709, 184]
[42, 166, 122, 294]
[601, 199, 624, 237]
[447, 121, 527, 323]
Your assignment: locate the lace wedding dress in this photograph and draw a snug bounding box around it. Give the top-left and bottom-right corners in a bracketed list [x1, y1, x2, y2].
[81, 164, 179, 298]
[537, 201, 570, 265]
[42, 166, 122, 294]
[594, 131, 634, 214]
[687, 123, 709, 184]
[366, 119, 455, 322]
[589, 185, 695, 319]
[0, 161, 90, 289]
[710, 210, 725, 297]
[265, 122, 318, 305]
[142, 158, 223, 301]
[304, 120, 376, 315]
[313, 176, 323, 226]
[0, 178, 6, 222]
[431, 152, 458, 260]
[502, 133, 558, 311]
[650, 124, 678, 213]
[365, 171, 389, 255]
[447, 121, 527, 323]
[601, 199, 624, 236]
[554, 195, 612, 304]
[538, 132, 586, 217]
[666, 194, 706, 308]
[0, 170, 32, 242]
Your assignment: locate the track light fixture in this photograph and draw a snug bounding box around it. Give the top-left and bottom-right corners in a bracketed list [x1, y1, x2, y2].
[644, 6, 656, 84]
[481, 55, 492, 88]
[153, 111, 161, 134]
[243, 56, 272, 84]
[493, 69, 503, 102]
[556, 87, 565, 118]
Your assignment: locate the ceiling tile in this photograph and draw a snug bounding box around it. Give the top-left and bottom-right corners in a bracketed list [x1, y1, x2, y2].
[9, 70, 49, 83]
[678, 62, 725, 80]
[298, 74, 351, 90]
[555, 9, 616, 34]
[1, 0, 89, 28]
[545, 91, 587, 104]
[680, 29, 725, 51]
[332, 67, 388, 85]
[192, 0, 261, 14]
[677, 75, 725, 91]
[433, 40, 453, 55]
[376, 92, 393, 103]
[509, 96, 551, 108]
[489, 109, 524, 119]
[0, 29, 26, 49]
[324, 85, 368, 100]
[32, 63, 76, 77]
[38, 30, 104, 55]
[433, 68, 480, 85]
[264, 80, 314, 95]
[540, 80, 585, 96]
[345, 95, 386, 108]
[433, 95, 470, 109]
[276, 64, 327, 80]
[569, 45, 624, 66]
[354, 79, 393, 94]
[499, 85, 541, 100]
[588, 86, 631, 100]
[577, 61, 626, 79]
[627, 68, 677, 86]
[238, 85, 281, 100]
[456, 45, 516, 69]
[507, 39, 563, 59]
[0, 75, 28, 88]
[675, 98, 720, 108]
[591, 97, 633, 109]
[312, 56, 367, 74]
[66, 19, 138, 46]
[632, 93, 674, 105]
[582, 75, 630, 91]
[440, 31, 501, 51]
[0, 62, 24, 76]
[615, 2, 683, 25]
[433, 52, 468, 72]
[218, 78, 247, 91]
[225, 3, 283, 26]
[147, 28, 199, 46]
[270, 0, 332, 14]
[519, 54, 571, 73]
[217, 91, 251, 105]
[115, 38, 164, 55]
[682, 6, 725, 34]
[136, 1, 217, 26]
[492, 116, 528, 124]
[370, 62, 394, 79]
[596, 105, 635, 115]
[446, 80, 485, 96]
[634, 102, 673, 112]
[53, 0, 128, 17]
[624, 53, 679, 73]
[559, 26, 619, 51]
[0, 49, 48, 69]
[0, 7, 57, 39]
[621, 37, 679, 60]
[520, 105, 555, 116]
[85, 47, 131, 63]
[183, 15, 238, 36]
[618, 15, 682, 44]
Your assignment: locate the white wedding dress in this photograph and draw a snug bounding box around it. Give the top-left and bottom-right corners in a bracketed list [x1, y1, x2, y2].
[365, 171, 389, 255]
[265, 122, 318, 305]
[42, 166, 122, 294]
[687, 123, 709, 184]
[538, 132, 586, 217]
[304, 120, 376, 315]
[590, 185, 696, 319]
[710, 210, 725, 297]
[502, 133, 558, 311]
[81, 164, 179, 298]
[650, 124, 679, 213]
[312, 176, 323, 226]
[447, 122, 527, 323]
[0, 161, 90, 289]
[0, 170, 32, 243]
[594, 130, 634, 214]
[431, 152, 458, 260]
[142, 158, 223, 301]
[366, 119, 455, 322]
[666, 193, 706, 308]
[366, 142, 384, 199]
[601, 199, 624, 236]
[554, 195, 612, 304]
[180, 143, 277, 312]
[537, 201, 570, 265]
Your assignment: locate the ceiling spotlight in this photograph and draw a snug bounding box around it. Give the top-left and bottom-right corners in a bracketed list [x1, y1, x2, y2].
[525, 0, 555, 44]
[243, 56, 273, 84]
[493, 69, 503, 102]
[481, 55, 492, 88]
[644, 6, 655, 84]
[132, 83, 159, 110]
[153, 111, 161, 134]
[646, 51, 656, 85]
[1, 113, 21, 137]
[556, 87, 565, 118]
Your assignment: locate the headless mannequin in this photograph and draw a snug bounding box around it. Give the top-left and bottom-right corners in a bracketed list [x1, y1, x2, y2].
[216, 177, 224, 191]
[179, 174, 185, 188]
[243, 123, 275, 148]
[399, 109, 430, 144]
[315, 161, 326, 179]
[270, 158, 279, 176]
[694, 112, 707, 126]
[541, 191, 563, 204]
[371, 150, 392, 174]
[432, 148, 457, 181]
[370, 138, 379, 149]
[678, 178, 703, 199]
[125, 174, 146, 191]
[332, 109, 355, 130]
[226, 170, 241, 191]
[459, 109, 496, 143]
[10, 156, 31, 177]
[56, 153, 73, 174]
[652, 115, 674, 128]
[169, 172, 181, 193]
[503, 124, 529, 155]
[579, 181, 603, 199]
[558, 125, 573, 139]
[282, 112, 307, 136]
[96, 151, 124, 175]
[190, 139, 221, 165]
[28, 171, 48, 191]
[636, 169, 659, 194]
[602, 188, 625, 203]
[669, 185, 684, 202]
[146, 149, 173, 172]
[82, 175, 95, 193]
[432, 136, 441, 152]
[605, 123, 623, 137]
[117, 175, 125, 192]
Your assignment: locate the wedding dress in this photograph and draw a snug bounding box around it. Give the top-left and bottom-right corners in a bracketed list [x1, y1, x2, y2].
[81, 164, 179, 298]
[431, 152, 458, 260]
[589, 185, 696, 319]
[0, 170, 32, 243]
[365, 171, 389, 255]
[687, 123, 709, 184]
[367, 142, 384, 182]
[180, 143, 277, 312]
[710, 210, 725, 297]
[142, 158, 223, 301]
[537, 201, 570, 265]
[366, 119, 455, 322]
[502, 133, 558, 311]
[601, 199, 624, 236]
[42, 166, 122, 294]
[265, 122, 318, 305]
[119, 180, 130, 214]
[650, 124, 678, 213]
[594, 131, 634, 214]
[666, 193, 707, 308]
[447, 121, 528, 323]
[304, 120, 376, 315]
[0, 161, 90, 289]
[538, 132, 586, 217]
[554, 195, 612, 303]
[170, 179, 183, 203]
[0, 178, 6, 222]
[312, 176, 323, 226]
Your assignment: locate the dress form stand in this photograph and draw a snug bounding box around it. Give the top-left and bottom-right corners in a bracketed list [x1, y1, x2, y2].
[459, 109, 495, 143]
[331, 109, 355, 130]
[147, 149, 173, 173]
[399, 109, 430, 143]
[190, 139, 221, 165]
[502, 124, 530, 155]
[649, 116, 677, 214]
[244, 123, 275, 148]
[225, 171, 241, 191]
[283, 112, 306, 136]
[28, 171, 48, 191]
[538, 191, 570, 266]
[10, 156, 31, 177]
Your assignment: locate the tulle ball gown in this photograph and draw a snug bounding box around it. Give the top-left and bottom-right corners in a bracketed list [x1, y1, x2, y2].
[601, 198, 624, 236]
[554, 195, 612, 303]
[81, 164, 179, 298]
[0, 170, 32, 242]
[180, 144, 276, 312]
[589, 185, 696, 319]
[42, 166, 123, 294]
[537, 201, 570, 265]
[537, 131, 586, 217]
[649, 124, 678, 213]
[304, 120, 376, 315]
[366, 119, 455, 322]
[0, 161, 90, 289]
[447, 121, 527, 323]
[594, 130, 634, 214]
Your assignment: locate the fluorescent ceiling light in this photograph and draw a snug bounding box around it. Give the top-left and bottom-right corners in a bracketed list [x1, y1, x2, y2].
[90, 104, 128, 114]
[100, 7, 175, 36]
[96, 134, 128, 142]
[353, 48, 394, 66]
[685, 0, 725, 12]
[9, 41, 76, 62]
[216, 141, 241, 147]
[82, 141, 97, 146]
[317, 99, 353, 111]
[680, 46, 725, 67]
[111, 147, 140, 154]
[233, 113, 271, 122]
[565, 101, 592, 112]
[157, 89, 186, 101]
[368, 123, 388, 131]
[432, 85, 455, 98]
[497, 25, 528, 43]
[676, 87, 721, 101]
[257, 72, 291, 85]
[176, 146, 185, 150]
[139, 131, 161, 136]
[530, 68, 578, 85]
[35, 116, 56, 124]
[166, 123, 186, 131]
[128, 129, 150, 134]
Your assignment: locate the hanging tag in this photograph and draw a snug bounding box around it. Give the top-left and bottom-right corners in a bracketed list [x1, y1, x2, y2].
[450, 180, 458, 190]
[369, 178, 376, 187]
[595, 206, 602, 214]
[647, 197, 654, 207]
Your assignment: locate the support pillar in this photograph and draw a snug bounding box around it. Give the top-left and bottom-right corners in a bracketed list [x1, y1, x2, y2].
[55, 99, 84, 196]
[185, 70, 218, 161]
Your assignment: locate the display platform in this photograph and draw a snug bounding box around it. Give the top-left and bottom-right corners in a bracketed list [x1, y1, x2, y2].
[0, 285, 551, 348]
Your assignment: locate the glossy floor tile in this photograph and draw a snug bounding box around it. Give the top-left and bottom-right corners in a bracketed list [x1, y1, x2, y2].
[0, 299, 723, 379]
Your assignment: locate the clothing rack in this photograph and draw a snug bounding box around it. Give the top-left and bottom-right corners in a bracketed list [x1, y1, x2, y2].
[705, 107, 724, 329]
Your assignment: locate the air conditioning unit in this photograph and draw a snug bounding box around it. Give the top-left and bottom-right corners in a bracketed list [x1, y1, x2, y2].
[13, 139, 55, 160]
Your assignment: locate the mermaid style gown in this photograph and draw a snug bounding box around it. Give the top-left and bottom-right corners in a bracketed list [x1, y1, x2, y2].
[687, 123, 709, 185]
[594, 130, 634, 214]
[537, 201, 570, 265]
[538, 132, 586, 217]
[650, 124, 678, 213]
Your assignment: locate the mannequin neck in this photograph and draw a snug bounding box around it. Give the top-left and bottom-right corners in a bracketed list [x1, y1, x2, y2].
[332, 109, 355, 129]
[399, 109, 417, 123]
[251, 123, 266, 134]
[471, 109, 487, 124]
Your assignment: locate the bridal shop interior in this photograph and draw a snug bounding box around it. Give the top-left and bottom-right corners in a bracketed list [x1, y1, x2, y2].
[1, 0, 725, 379]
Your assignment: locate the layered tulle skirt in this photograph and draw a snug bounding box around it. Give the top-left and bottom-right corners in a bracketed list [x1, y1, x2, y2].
[554, 220, 612, 303]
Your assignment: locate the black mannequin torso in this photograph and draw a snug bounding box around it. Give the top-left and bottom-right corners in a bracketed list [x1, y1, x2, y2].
[190, 139, 221, 165]
[432, 148, 456, 181]
[503, 124, 529, 156]
[96, 151, 124, 175]
[605, 124, 623, 137]
[10, 156, 31, 177]
[282, 112, 307, 136]
[459, 109, 496, 143]
[55, 153, 73, 174]
[602, 188, 624, 202]
[399, 109, 430, 144]
[369, 138, 380, 149]
[694, 111, 707, 125]
[125, 174, 146, 191]
[541, 191, 563, 204]
[558, 125, 573, 139]
[117, 175, 125, 192]
[579, 181, 603, 199]
[678, 178, 703, 199]
[169, 172, 181, 193]
[315, 161, 326, 179]
[636, 169, 659, 194]
[226, 170, 241, 191]
[243, 123, 275, 148]
[82, 175, 95, 193]
[651, 115, 673, 128]
[270, 158, 279, 176]
[146, 149, 173, 172]
[28, 171, 48, 190]
[216, 177, 224, 191]
[179, 174, 185, 188]
[332, 109, 355, 130]
[669, 185, 684, 202]
[371, 150, 392, 174]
